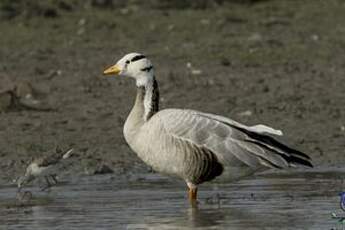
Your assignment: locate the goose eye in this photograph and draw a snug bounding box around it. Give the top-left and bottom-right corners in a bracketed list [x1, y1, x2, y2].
[125, 60, 130, 64]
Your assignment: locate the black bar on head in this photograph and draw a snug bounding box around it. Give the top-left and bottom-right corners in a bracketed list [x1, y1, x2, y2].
[131, 55, 146, 62]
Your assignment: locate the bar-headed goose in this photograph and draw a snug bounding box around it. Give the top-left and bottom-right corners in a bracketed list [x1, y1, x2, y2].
[103, 53, 312, 204]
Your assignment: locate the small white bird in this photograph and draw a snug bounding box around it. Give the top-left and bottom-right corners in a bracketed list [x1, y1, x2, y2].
[17, 148, 73, 191]
[103, 53, 313, 205]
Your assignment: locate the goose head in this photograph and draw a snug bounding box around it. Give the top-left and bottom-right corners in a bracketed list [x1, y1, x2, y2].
[103, 52, 154, 87]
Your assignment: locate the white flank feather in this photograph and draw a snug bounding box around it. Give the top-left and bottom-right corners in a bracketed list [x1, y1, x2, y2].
[248, 124, 283, 136]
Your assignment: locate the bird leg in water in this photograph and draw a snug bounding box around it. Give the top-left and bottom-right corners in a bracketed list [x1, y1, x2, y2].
[188, 187, 198, 206]
[50, 174, 58, 184]
[40, 175, 57, 191]
[40, 176, 51, 191]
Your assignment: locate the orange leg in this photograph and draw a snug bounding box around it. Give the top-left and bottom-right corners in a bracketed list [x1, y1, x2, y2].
[188, 187, 198, 207]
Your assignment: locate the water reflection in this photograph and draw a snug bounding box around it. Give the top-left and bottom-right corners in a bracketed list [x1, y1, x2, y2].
[187, 206, 225, 227]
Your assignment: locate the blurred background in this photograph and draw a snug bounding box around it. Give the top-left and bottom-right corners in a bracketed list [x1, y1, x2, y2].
[0, 0, 344, 183]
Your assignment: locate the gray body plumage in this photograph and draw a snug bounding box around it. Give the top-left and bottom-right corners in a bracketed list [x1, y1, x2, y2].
[123, 84, 312, 186]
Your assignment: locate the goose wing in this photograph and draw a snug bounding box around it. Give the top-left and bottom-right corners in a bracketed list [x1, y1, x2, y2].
[156, 109, 312, 169]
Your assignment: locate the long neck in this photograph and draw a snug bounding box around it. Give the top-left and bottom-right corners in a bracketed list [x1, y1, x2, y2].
[129, 77, 160, 125]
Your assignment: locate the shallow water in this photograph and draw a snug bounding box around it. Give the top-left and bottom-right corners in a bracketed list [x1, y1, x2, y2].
[1, 169, 345, 230]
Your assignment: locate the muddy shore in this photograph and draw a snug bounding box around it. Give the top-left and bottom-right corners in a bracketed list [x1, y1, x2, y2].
[0, 0, 344, 185]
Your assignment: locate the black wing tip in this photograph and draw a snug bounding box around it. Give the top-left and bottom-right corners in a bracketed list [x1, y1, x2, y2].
[257, 133, 312, 160]
[301, 160, 313, 168]
[247, 130, 314, 162]
[288, 155, 313, 168]
[290, 149, 311, 160]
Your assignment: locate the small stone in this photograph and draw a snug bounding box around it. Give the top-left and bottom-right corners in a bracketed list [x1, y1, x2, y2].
[94, 164, 113, 175]
[15, 81, 33, 98]
[149, 23, 156, 31]
[46, 70, 62, 79]
[19, 95, 55, 111]
[200, 19, 210, 25]
[248, 33, 263, 42]
[120, 8, 129, 15]
[191, 69, 202, 75]
[238, 110, 253, 117]
[83, 159, 113, 175]
[77, 28, 85, 35]
[206, 79, 214, 85]
[262, 85, 270, 92]
[220, 57, 231, 66]
[91, 0, 113, 8]
[311, 34, 319, 41]
[78, 18, 86, 26]
[43, 8, 58, 18]
[58, 1, 73, 11]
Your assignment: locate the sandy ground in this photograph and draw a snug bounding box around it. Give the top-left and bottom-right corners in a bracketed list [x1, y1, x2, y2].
[0, 0, 344, 184]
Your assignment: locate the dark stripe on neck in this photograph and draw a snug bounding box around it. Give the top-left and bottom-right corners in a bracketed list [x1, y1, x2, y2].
[144, 78, 159, 121]
[131, 54, 146, 62]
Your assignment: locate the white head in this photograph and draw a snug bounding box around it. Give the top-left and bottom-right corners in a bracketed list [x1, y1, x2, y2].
[103, 52, 154, 87]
